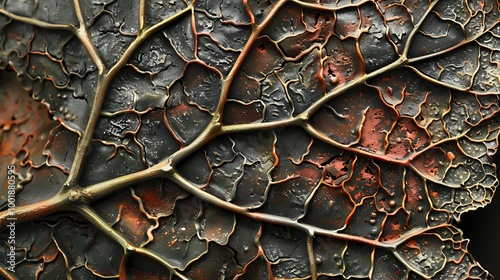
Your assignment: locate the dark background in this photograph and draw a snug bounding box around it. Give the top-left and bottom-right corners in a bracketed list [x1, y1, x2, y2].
[460, 198, 500, 277]
[460, 154, 500, 277]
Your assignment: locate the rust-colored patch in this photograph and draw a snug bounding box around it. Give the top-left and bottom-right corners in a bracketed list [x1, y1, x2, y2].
[359, 107, 392, 153]
[223, 101, 264, 124]
[380, 210, 408, 242]
[411, 149, 447, 180]
[405, 172, 424, 212]
[344, 158, 380, 204]
[387, 118, 430, 160]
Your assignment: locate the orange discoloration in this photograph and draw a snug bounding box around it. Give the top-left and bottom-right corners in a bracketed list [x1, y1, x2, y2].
[359, 107, 392, 153]
[0, 72, 58, 179]
[430, 189, 440, 204]
[387, 118, 430, 160]
[447, 151, 455, 161]
[224, 101, 263, 124]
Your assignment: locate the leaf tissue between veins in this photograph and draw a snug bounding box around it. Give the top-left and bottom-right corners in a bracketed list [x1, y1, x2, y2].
[0, 0, 499, 279]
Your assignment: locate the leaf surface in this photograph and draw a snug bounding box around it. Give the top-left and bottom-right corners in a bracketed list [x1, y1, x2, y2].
[1, 0, 499, 279]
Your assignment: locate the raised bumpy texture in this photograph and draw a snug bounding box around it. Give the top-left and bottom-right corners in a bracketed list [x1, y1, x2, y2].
[1, 0, 500, 279]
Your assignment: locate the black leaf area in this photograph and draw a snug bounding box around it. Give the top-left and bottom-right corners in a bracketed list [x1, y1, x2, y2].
[1, 0, 499, 279]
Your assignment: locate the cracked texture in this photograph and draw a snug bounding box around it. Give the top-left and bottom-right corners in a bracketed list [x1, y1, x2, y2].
[1, 0, 500, 279]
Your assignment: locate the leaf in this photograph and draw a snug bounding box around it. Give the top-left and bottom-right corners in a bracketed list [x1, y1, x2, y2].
[1, 0, 499, 279]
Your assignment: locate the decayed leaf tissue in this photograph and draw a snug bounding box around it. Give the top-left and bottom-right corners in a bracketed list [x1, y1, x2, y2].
[1, 0, 500, 278]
